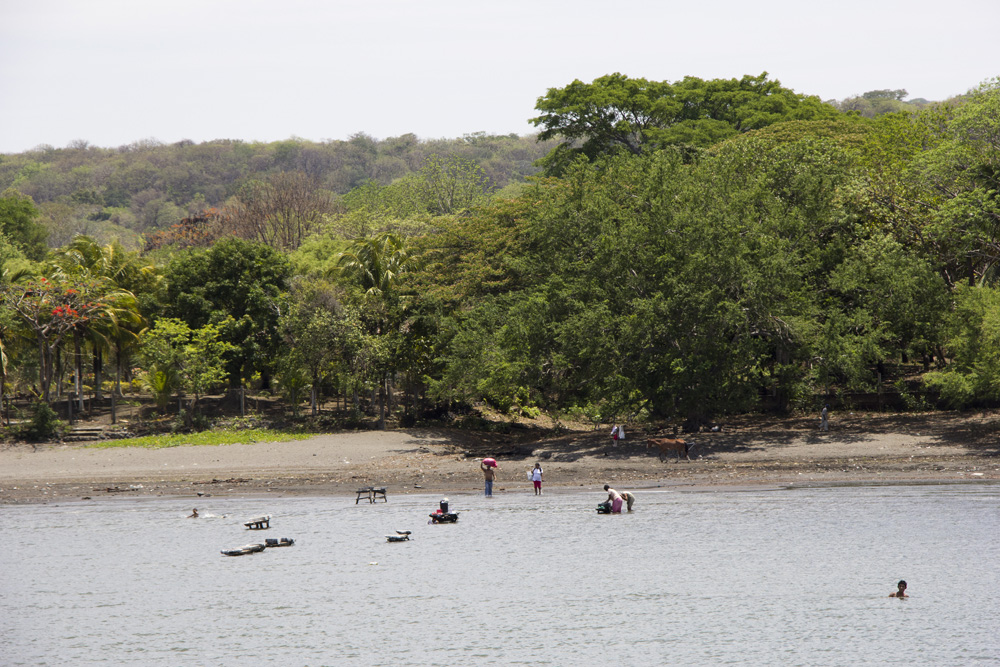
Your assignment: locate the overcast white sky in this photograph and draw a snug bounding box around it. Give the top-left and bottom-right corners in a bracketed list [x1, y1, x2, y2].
[1, 0, 997, 154]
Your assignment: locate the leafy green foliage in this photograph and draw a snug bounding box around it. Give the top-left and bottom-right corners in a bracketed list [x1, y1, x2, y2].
[18, 401, 65, 442]
[532, 72, 839, 174]
[0, 135, 556, 251]
[925, 285, 1000, 408]
[161, 238, 290, 383]
[138, 318, 235, 406]
[3, 73, 999, 428]
[0, 189, 48, 260]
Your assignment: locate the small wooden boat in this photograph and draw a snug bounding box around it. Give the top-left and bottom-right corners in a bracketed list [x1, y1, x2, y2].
[244, 515, 271, 530]
[264, 538, 295, 547]
[386, 530, 411, 542]
[221, 543, 267, 557]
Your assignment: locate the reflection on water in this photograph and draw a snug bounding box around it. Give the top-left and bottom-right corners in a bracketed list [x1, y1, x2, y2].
[2, 484, 998, 666]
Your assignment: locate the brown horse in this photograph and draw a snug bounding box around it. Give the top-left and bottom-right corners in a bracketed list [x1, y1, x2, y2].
[646, 437, 690, 461]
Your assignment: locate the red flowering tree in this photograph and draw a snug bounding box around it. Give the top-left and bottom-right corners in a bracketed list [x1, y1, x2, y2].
[0, 277, 131, 403]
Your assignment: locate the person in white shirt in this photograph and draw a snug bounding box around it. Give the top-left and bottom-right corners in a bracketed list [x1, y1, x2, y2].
[530, 462, 544, 495]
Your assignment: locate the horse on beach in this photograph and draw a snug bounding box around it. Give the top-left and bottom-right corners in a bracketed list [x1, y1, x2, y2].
[646, 437, 692, 461]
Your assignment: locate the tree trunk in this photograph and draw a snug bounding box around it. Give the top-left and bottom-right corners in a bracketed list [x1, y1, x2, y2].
[74, 333, 84, 412]
[378, 379, 386, 430]
[93, 348, 103, 401]
[114, 343, 123, 398]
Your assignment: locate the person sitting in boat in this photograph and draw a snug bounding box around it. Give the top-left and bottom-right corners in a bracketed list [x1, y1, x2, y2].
[603, 485, 623, 513]
[889, 580, 908, 598]
[188, 508, 199, 518]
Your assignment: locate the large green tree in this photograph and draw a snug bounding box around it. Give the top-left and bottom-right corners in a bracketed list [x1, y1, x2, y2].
[162, 238, 291, 385]
[531, 72, 840, 175]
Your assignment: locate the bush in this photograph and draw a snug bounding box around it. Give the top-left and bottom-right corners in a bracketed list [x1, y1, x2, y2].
[19, 402, 66, 442]
[893, 380, 933, 411]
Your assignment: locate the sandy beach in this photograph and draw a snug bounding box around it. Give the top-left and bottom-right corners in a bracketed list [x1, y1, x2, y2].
[2, 411, 998, 505]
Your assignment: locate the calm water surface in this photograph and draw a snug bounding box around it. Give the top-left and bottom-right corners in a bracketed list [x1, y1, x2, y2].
[1, 484, 998, 666]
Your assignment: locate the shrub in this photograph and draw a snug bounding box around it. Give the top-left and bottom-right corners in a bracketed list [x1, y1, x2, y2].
[19, 402, 66, 442]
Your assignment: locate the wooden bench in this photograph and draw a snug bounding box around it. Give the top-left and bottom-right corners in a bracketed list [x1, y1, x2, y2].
[244, 515, 270, 530]
[355, 487, 388, 504]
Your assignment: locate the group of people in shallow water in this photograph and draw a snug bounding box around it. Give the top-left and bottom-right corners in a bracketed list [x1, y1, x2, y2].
[480, 458, 636, 511]
[600, 485, 635, 513]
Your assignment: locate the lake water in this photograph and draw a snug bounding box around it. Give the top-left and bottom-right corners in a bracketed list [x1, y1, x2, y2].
[1, 484, 998, 666]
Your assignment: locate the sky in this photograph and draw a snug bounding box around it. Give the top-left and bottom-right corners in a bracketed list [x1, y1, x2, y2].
[1, 0, 998, 154]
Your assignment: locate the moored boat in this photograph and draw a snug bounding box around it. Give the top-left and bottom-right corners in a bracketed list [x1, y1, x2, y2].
[221, 543, 267, 556]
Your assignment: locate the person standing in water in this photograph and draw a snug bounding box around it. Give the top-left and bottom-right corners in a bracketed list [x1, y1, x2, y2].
[889, 580, 908, 598]
[530, 462, 544, 495]
[481, 460, 498, 497]
[603, 485, 624, 513]
[620, 490, 635, 511]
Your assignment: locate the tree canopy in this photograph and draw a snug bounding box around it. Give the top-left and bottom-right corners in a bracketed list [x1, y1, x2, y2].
[3, 73, 999, 433]
[531, 72, 840, 174]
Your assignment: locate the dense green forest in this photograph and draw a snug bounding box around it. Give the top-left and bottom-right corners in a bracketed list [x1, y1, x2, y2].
[1, 72, 998, 435]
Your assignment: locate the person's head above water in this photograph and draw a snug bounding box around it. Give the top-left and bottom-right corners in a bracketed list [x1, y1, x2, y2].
[897, 580, 907, 589]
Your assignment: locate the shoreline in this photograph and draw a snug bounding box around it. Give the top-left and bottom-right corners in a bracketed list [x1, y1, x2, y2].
[2, 413, 998, 505]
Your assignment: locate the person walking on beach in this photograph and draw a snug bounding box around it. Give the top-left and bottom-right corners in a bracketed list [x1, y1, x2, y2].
[620, 490, 635, 511]
[889, 580, 908, 598]
[481, 460, 498, 497]
[608, 425, 621, 455]
[530, 462, 544, 495]
[820, 404, 829, 432]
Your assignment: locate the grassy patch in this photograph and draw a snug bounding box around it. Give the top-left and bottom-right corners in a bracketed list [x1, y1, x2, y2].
[85, 429, 316, 449]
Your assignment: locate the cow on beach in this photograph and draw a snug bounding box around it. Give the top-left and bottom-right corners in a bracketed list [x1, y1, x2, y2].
[646, 437, 692, 461]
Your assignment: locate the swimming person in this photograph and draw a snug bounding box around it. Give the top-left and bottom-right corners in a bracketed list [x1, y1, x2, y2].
[481, 460, 497, 497]
[188, 508, 199, 518]
[889, 580, 908, 598]
[603, 485, 623, 513]
[620, 490, 635, 511]
[530, 462, 544, 495]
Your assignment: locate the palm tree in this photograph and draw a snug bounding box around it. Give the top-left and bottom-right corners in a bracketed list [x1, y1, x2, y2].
[334, 232, 416, 304]
[48, 236, 152, 412]
[333, 233, 418, 428]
